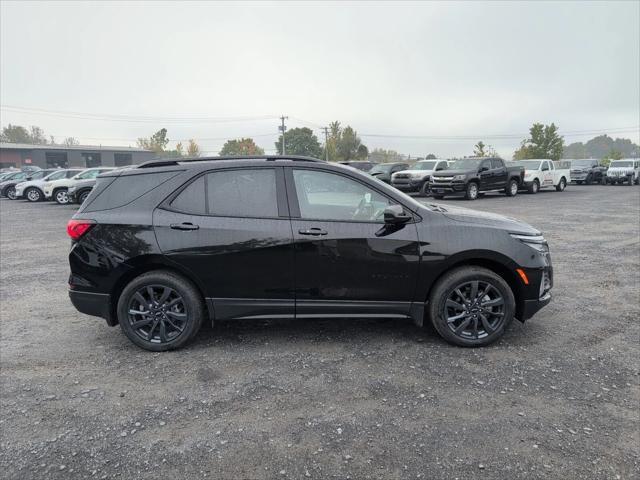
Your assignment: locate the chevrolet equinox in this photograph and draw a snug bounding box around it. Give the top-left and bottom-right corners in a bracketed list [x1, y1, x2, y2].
[68, 156, 552, 351]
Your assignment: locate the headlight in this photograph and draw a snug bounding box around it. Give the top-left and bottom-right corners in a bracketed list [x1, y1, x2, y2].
[411, 172, 424, 178]
[452, 174, 466, 181]
[510, 233, 548, 252]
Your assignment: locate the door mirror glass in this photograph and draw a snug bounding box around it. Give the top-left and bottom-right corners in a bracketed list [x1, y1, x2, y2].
[383, 205, 411, 225]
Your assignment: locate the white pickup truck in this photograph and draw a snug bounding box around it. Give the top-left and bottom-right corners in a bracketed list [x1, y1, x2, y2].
[514, 159, 571, 194]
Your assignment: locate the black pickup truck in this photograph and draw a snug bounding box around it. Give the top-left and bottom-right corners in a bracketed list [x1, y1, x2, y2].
[430, 157, 525, 200]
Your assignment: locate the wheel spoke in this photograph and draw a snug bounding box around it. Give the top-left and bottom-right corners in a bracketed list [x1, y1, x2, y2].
[166, 311, 186, 320]
[479, 283, 492, 300]
[147, 318, 160, 339]
[469, 281, 478, 300]
[164, 317, 184, 332]
[158, 287, 171, 305]
[166, 297, 182, 308]
[447, 312, 468, 323]
[133, 292, 147, 307]
[471, 317, 479, 338]
[146, 286, 156, 302]
[479, 313, 494, 333]
[446, 299, 464, 310]
[454, 288, 468, 303]
[128, 309, 149, 316]
[131, 318, 153, 329]
[454, 317, 472, 334]
[481, 297, 504, 308]
[159, 320, 168, 343]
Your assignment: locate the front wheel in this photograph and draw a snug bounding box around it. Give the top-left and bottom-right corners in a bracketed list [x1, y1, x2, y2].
[528, 179, 539, 194]
[6, 186, 17, 200]
[78, 190, 91, 204]
[26, 187, 43, 202]
[428, 266, 515, 347]
[464, 182, 479, 200]
[432, 194, 444, 200]
[117, 270, 205, 351]
[555, 178, 566, 192]
[418, 181, 430, 197]
[584, 174, 592, 185]
[54, 189, 69, 205]
[505, 179, 519, 197]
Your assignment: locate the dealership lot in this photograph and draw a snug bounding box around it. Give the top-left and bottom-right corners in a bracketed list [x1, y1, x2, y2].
[1, 185, 638, 479]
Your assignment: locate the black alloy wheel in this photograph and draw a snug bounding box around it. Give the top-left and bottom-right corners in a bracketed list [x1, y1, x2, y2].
[79, 190, 90, 204]
[585, 174, 592, 185]
[117, 270, 204, 351]
[26, 187, 42, 202]
[428, 266, 515, 347]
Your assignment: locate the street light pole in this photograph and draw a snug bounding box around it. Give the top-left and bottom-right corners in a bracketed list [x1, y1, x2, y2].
[323, 126, 329, 162]
[279, 116, 288, 155]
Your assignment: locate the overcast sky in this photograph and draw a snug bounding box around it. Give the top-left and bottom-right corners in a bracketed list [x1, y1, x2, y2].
[1, 1, 638, 158]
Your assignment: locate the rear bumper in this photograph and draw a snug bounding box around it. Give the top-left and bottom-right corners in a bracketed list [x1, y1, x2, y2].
[69, 289, 116, 326]
[521, 292, 552, 321]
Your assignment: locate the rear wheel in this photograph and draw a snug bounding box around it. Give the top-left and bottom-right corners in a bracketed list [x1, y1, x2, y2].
[428, 266, 515, 347]
[555, 177, 566, 192]
[505, 179, 519, 197]
[117, 270, 204, 351]
[6, 186, 17, 200]
[26, 187, 43, 202]
[528, 179, 539, 194]
[54, 189, 69, 205]
[464, 182, 479, 200]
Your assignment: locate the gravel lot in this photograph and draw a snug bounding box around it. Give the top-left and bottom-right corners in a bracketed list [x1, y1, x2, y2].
[1, 184, 639, 479]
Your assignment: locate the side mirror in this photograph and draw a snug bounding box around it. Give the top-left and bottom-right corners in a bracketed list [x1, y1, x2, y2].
[26, 176, 33, 181]
[384, 205, 411, 225]
[479, 166, 489, 172]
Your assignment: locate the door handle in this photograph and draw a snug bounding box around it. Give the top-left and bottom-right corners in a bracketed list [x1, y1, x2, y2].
[170, 222, 200, 231]
[298, 227, 328, 236]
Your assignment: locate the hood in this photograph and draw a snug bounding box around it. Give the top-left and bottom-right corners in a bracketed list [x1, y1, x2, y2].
[432, 169, 471, 177]
[395, 168, 434, 175]
[437, 204, 540, 235]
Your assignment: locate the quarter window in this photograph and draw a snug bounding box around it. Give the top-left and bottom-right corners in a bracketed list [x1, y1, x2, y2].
[292, 169, 391, 222]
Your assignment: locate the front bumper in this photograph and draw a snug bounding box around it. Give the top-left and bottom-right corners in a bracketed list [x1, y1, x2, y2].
[570, 171, 589, 181]
[521, 292, 552, 321]
[391, 178, 427, 192]
[429, 180, 467, 195]
[69, 289, 116, 326]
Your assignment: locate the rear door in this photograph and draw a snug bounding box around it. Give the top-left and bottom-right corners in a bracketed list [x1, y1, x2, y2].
[153, 167, 295, 321]
[490, 158, 508, 189]
[541, 161, 553, 187]
[285, 166, 420, 318]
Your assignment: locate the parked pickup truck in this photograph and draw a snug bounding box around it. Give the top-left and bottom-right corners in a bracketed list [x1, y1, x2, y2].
[430, 157, 524, 200]
[391, 159, 449, 195]
[514, 159, 570, 193]
[569, 159, 607, 185]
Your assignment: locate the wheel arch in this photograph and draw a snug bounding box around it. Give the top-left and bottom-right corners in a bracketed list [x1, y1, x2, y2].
[421, 253, 526, 323]
[108, 255, 213, 327]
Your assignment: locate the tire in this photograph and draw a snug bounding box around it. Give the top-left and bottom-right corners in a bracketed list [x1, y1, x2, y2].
[54, 189, 69, 205]
[78, 190, 90, 204]
[635, 175, 639, 185]
[584, 174, 592, 185]
[464, 182, 479, 200]
[427, 266, 515, 347]
[117, 270, 205, 351]
[628, 175, 634, 186]
[527, 179, 539, 194]
[555, 177, 566, 192]
[432, 195, 444, 200]
[505, 179, 519, 197]
[6, 186, 17, 200]
[25, 187, 43, 202]
[418, 181, 430, 197]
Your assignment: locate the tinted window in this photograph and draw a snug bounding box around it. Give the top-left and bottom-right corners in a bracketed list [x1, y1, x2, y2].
[83, 171, 179, 212]
[207, 169, 277, 217]
[491, 159, 503, 169]
[293, 169, 391, 222]
[171, 175, 206, 214]
[46, 171, 67, 181]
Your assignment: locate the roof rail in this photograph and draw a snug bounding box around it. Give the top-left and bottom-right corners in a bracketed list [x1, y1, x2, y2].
[137, 155, 325, 169]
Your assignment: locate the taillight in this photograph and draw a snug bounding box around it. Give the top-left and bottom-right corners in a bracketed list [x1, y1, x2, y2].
[67, 219, 96, 241]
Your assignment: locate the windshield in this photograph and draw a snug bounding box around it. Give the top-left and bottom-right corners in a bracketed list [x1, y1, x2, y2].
[572, 160, 596, 167]
[609, 161, 633, 168]
[75, 169, 101, 180]
[28, 170, 48, 180]
[448, 158, 483, 170]
[514, 160, 542, 170]
[413, 161, 437, 171]
[369, 164, 394, 174]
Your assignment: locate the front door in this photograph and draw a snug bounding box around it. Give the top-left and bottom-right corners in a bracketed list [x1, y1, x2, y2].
[154, 167, 295, 320]
[285, 167, 420, 318]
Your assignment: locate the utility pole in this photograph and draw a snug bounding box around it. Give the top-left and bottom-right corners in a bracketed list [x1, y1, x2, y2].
[323, 126, 329, 162]
[279, 116, 288, 155]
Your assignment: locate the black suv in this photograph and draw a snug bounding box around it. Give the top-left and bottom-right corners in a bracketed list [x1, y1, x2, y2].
[68, 156, 552, 351]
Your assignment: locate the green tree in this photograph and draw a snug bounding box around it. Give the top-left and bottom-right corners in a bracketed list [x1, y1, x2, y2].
[63, 137, 79, 146]
[187, 139, 201, 157]
[513, 123, 564, 160]
[356, 144, 369, 160]
[425, 153, 437, 160]
[137, 128, 170, 153]
[564, 134, 639, 159]
[275, 127, 322, 158]
[219, 138, 265, 156]
[369, 148, 402, 163]
[337, 126, 364, 161]
[1, 124, 49, 144]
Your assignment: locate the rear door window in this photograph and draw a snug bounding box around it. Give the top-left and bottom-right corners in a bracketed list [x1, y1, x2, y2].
[170, 168, 278, 218]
